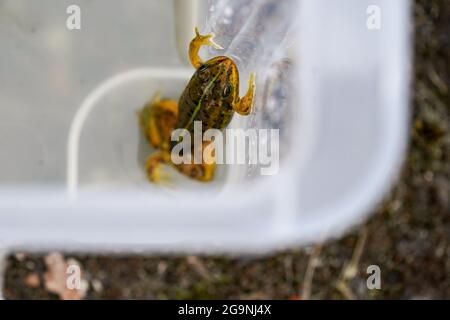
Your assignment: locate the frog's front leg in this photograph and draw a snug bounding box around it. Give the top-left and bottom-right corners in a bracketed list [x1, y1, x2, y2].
[189, 27, 223, 69]
[234, 73, 255, 115]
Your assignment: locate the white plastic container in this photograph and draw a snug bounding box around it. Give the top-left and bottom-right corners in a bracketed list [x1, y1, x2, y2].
[0, 0, 411, 253]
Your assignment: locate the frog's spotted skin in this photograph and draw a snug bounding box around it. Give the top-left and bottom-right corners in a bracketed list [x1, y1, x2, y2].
[139, 28, 255, 183]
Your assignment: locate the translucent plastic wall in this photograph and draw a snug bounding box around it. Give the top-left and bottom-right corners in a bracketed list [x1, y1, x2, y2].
[0, 0, 411, 253]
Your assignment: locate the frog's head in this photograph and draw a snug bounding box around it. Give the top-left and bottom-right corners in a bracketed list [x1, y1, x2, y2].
[196, 56, 239, 104]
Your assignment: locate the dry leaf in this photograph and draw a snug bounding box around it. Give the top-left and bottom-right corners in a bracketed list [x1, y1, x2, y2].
[44, 252, 88, 300]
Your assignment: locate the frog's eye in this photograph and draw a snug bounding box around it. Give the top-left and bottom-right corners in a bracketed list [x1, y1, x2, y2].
[222, 83, 232, 98]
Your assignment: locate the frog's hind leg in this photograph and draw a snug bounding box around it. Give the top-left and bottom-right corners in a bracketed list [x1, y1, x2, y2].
[173, 142, 216, 182]
[175, 161, 216, 182]
[139, 92, 178, 184]
[234, 73, 255, 116]
[139, 92, 178, 151]
[189, 27, 223, 69]
[147, 148, 216, 183]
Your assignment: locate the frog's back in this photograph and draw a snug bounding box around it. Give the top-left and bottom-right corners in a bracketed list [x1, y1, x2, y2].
[176, 56, 239, 135]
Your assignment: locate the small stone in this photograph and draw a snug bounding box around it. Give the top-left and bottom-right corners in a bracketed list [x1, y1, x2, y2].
[424, 171, 434, 182]
[14, 253, 26, 261]
[91, 279, 103, 293]
[157, 261, 168, 275]
[25, 260, 35, 270]
[24, 273, 40, 288]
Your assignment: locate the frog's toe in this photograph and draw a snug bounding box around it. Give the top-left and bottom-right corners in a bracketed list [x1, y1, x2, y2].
[147, 164, 172, 185]
[155, 170, 173, 187]
[194, 27, 223, 49]
[145, 152, 171, 184]
[205, 34, 223, 50]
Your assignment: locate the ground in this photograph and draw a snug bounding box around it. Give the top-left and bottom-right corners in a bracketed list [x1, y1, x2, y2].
[3, 0, 449, 299]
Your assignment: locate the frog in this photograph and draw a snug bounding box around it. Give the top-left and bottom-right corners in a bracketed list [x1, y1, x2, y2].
[139, 27, 255, 183]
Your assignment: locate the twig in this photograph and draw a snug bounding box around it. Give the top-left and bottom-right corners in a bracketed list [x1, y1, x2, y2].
[345, 227, 368, 279]
[301, 244, 323, 300]
[335, 280, 356, 300]
[335, 227, 368, 299]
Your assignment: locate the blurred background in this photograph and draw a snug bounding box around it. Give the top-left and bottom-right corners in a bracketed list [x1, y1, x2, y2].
[2, 0, 449, 299]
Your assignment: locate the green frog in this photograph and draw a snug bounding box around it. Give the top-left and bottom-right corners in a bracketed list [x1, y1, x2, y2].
[139, 27, 255, 183]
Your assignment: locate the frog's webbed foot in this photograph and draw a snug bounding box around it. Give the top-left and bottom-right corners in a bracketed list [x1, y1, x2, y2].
[173, 142, 216, 182]
[145, 151, 173, 185]
[234, 73, 255, 116]
[139, 93, 178, 150]
[147, 150, 215, 183]
[176, 162, 216, 182]
[189, 27, 223, 69]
